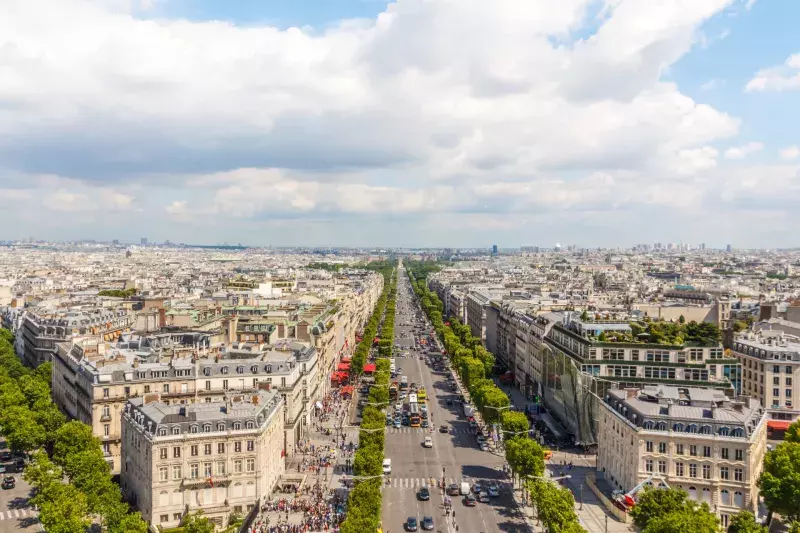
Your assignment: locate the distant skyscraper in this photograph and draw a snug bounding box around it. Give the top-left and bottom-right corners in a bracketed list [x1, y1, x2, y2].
[699, 243, 705, 251]
[112, 239, 119, 245]
[140, 237, 148, 246]
[492, 244, 498, 255]
[726, 244, 733, 252]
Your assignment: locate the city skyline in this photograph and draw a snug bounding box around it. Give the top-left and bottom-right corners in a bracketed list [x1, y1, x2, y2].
[1, 0, 799, 246]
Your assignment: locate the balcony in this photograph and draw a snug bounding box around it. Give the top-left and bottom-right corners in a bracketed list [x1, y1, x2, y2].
[100, 414, 112, 422]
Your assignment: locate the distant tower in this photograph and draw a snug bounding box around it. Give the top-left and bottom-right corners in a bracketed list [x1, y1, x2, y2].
[141, 237, 148, 246]
[491, 244, 498, 256]
[554, 242, 562, 251]
[726, 244, 733, 252]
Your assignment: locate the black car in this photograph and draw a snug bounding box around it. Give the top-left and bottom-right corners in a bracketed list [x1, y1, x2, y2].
[2, 476, 15, 490]
[446, 398, 453, 405]
[406, 516, 418, 531]
[0, 451, 11, 462]
[422, 516, 434, 531]
[417, 487, 430, 501]
[439, 425, 449, 433]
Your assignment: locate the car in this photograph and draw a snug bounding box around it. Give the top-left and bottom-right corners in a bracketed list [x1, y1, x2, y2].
[0, 451, 11, 461]
[421, 516, 434, 531]
[1, 476, 15, 489]
[488, 484, 500, 497]
[0, 465, 5, 475]
[14, 457, 24, 469]
[464, 493, 477, 506]
[417, 487, 430, 501]
[472, 482, 483, 494]
[479, 491, 490, 503]
[421, 419, 429, 428]
[405, 516, 418, 531]
[447, 483, 461, 496]
[423, 436, 433, 448]
[439, 425, 449, 434]
[476, 435, 487, 444]
[469, 421, 478, 430]
[383, 458, 392, 474]
[480, 442, 489, 451]
[446, 398, 453, 405]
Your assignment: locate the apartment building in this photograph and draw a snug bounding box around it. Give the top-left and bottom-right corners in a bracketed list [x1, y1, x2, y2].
[52, 333, 321, 474]
[121, 390, 284, 529]
[731, 331, 800, 410]
[598, 385, 767, 528]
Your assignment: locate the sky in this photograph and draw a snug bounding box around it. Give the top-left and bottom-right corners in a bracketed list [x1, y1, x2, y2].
[1, 0, 799, 249]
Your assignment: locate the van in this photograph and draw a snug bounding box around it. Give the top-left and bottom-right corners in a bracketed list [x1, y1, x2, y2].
[382, 458, 392, 474]
[460, 481, 470, 495]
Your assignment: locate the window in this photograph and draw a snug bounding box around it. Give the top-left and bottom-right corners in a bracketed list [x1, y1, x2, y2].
[689, 445, 697, 456]
[162, 384, 170, 393]
[191, 445, 198, 457]
[103, 388, 109, 398]
[676, 462, 684, 477]
[173, 465, 182, 480]
[160, 515, 169, 524]
[204, 463, 212, 477]
[720, 489, 731, 506]
[204, 367, 211, 376]
[689, 464, 697, 478]
[787, 366, 793, 374]
[144, 385, 151, 394]
[246, 420, 255, 429]
[203, 424, 211, 433]
[659, 442, 667, 454]
[735, 449, 744, 461]
[221, 366, 229, 374]
[174, 513, 182, 522]
[173, 447, 181, 458]
[160, 448, 168, 460]
[102, 405, 110, 417]
[774, 376, 781, 385]
[234, 459, 243, 473]
[235, 441, 242, 453]
[646, 441, 654, 452]
[223, 379, 229, 390]
[218, 443, 225, 454]
[217, 422, 225, 432]
[217, 462, 226, 475]
[774, 388, 780, 397]
[719, 427, 730, 437]
[734, 468, 743, 482]
[774, 365, 780, 373]
[789, 377, 795, 387]
[658, 460, 667, 474]
[159, 466, 169, 482]
[720, 467, 729, 480]
[205, 381, 211, 391]
[702, 465, 711, 479]
[247, 440, 254, 451]
[246, 458, 255, 472]
[645, 460, 653, 473]
[190, 425, 198, 434]
[172, 426, 180, 435]
[787, 389, 793, 398]
[703, 446, 711, 458]
[191, 464, 199, 479]
[676, 444, 684, 455]
[721, 448, 729, 460]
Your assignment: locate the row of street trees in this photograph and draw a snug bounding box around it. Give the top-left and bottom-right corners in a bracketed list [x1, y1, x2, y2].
[0, 329, 149, 532]
[406, 262, 586, 533]
[340, 260, 397, 532]
[758, 420, 800, 524]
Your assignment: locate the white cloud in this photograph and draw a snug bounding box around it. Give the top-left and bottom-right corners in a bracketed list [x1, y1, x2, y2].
[746, 53, 800, 92]
[0, 0, 781, 245]
[780, 146, 800, 161]
[745, 0, 758, 9]
[724, 141, 764, 160]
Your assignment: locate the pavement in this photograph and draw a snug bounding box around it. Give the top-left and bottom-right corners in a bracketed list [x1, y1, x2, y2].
[380, 268, 532, 533]
[0, 442, 40, 533]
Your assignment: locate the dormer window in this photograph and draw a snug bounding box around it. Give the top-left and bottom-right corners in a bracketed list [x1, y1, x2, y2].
[251, 365, 259, 374]
[246, 420, 255, 429]
[158, 427, 167, 436]
[172, 427, 180, 435]
[718, 427, 730, 436]
[673, 423, 685, 432]
[190, 425, 198, 433]
[221, 367, 229, 375]
[203, 368, 211, 376]
[700, 425, 712, 435]
[237, 366, 244, 374]
[217, 422, 225, 431]
[203, 424, 211, 433]
[233, 422, 241, 430]
[732, 428, 744, 438]
[686, 424, 698, 434]
[266, 365, 272, 373]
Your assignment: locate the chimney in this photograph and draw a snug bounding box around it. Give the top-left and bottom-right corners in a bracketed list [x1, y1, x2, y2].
[158, 308, 166, 328]
[227, 316, 239, 344]
[732, 402, 744, 412]
[625, 388, 639, 399]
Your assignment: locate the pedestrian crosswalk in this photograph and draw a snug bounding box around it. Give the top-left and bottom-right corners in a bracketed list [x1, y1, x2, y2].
[0, 508, 38, 521]
[386, 427, 476, 435]
[385, 477, 461, 489]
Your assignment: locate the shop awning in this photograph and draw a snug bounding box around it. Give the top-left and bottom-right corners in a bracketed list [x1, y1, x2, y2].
[341, 357, 352, 363]
[341, 386, 354, 395]
[363, 363, 376, 373]
[338, 362, 351, 371]
[768, 420, 792, 431]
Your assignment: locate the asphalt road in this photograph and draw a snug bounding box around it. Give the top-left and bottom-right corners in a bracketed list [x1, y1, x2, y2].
[0, 442, 39, 533]
[381, 267, 532, 533]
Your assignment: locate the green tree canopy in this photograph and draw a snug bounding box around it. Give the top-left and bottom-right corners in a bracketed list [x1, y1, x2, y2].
[785, 420, 800, 444]
[182, 510, 216, 533]
[758, 442, 800, 519]
[531, 480, 579, 533]
[53, 421, 101, 465]
[630, 487, 692, 529]
[727, 511, 767, 533]
[643, 503, 719, 533]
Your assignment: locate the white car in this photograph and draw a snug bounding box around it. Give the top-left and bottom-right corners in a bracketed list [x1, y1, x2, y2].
[423, 436, 433, 448]
[383, 458, 392, 474]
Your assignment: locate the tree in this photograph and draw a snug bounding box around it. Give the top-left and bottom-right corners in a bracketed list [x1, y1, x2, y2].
[36, 483, 91, 533]
[500, 411, 530, 438]
[758, 442, 800, 520]
[505, 438, 545, 481]
[23, 450, 63, 493]
[531, 480, 579, 533]
[32, 400, 66, 441]
[3, 406, 46, 453]
[580, 310, 590, 322]
[727, 511, 767, 533]
[630, 487, 692, 529]
[643, 503, 719, 533]
[182, 510, 216, 533]
[53, 421, 101, 465]
[785, 420, 800, 444]
[679, 315, 686, 324]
